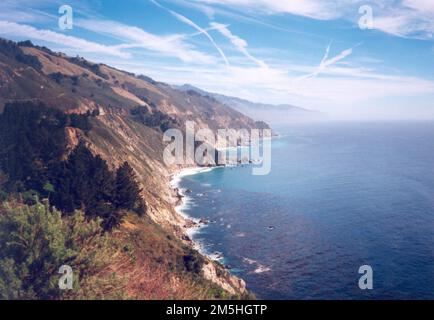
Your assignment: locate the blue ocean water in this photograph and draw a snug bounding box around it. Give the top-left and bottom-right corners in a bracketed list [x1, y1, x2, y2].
[179, 121, 434, 299]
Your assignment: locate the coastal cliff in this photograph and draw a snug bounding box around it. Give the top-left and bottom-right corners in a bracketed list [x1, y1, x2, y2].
[0, 38, 263, 299]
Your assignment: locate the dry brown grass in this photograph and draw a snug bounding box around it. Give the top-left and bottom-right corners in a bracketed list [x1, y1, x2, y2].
[101, 214, 221, 300]
[116, 255, 210, 300]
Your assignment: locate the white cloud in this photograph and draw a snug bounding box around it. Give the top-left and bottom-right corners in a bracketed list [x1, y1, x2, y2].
[151, 0, 229, 65]
[193, 0, 340, 20]
[210, 22, 267, 68]
[0, 20, 129, 58]
[300, 42, 355, 79]
[403, 0, 434, 13]
[190, 0, 434, 39]
[368, 0, 434, 39]
[77, 19, 216, 64]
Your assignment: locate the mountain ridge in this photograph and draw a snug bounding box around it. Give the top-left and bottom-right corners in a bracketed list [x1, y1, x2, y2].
[175, 83, 320, 124]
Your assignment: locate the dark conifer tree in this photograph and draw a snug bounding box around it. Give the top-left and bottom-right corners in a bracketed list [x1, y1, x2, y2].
[97, 201, 126, 231]
[114, 162, 142, 212]
[51, 142, 116, 221]
[0, 102, 67, 193]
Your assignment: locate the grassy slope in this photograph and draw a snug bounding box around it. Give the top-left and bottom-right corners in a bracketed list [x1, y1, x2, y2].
[109, 213, 250, 300]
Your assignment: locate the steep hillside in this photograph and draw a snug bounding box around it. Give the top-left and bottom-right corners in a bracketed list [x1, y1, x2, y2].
[0, 38, 262, 229]
[176, 84, 321, 124]
[0, 38, 262, 299]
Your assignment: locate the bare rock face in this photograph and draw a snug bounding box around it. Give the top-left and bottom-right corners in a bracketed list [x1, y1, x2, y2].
[202, 261, 247, 296]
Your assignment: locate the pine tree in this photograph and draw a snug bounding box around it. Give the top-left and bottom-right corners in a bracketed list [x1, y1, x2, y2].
[50, 143, 116, 221]
[114, 162, 143, 212]
[0, 101, 67, 193]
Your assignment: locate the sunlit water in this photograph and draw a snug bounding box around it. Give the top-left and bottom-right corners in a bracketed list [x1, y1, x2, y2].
[179, 121, 434, 299]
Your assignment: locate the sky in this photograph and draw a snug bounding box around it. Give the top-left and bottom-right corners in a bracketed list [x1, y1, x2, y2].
[1, 0, 434, 119]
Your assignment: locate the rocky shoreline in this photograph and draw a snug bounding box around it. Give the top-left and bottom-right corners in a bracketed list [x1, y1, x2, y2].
[169, 166, 249, 296]
[170, 167, 217, 246]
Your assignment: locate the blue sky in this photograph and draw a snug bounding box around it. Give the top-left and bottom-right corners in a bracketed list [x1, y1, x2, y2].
[1, 0, 434, 119]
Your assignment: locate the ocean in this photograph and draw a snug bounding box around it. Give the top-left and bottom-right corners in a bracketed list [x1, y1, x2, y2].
[177, 121, 434, 299]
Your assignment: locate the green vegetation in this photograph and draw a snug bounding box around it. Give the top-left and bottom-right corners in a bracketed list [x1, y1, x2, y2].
[67, 56, 109, 80]
[48, 72, 79, 86]
[69, 111, 95, 131]
[114, 162, 146, 214]
[51, 143, 145, 231]
[0, 101, 145, 231]
[131, 106, 179, 132]
[0, 101, 68, 192]
[183, 252, 205, 274]
[254, 120, 270, 130]
[0, 198, 241, 300]
[0, 38, 42, 70]
[0, 199, 124, 299]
